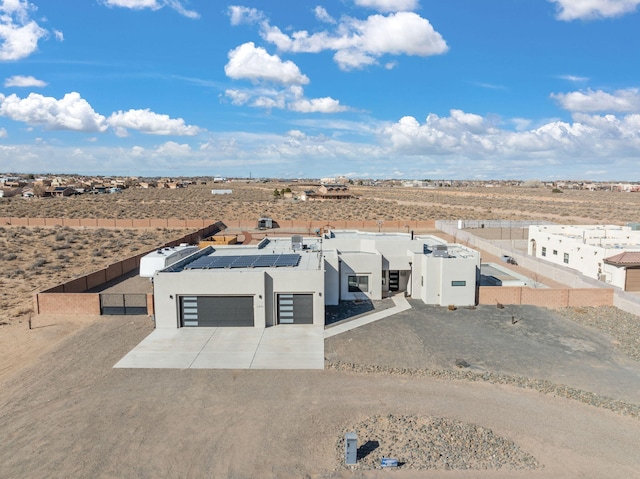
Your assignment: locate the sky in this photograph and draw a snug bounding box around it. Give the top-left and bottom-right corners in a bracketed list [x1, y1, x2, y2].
[1, 0, 640, 180]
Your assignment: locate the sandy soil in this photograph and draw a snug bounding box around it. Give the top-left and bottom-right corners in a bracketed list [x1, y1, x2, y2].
[1, 184, 639, 477]
[1, 315, 640, 479]
[2, 183, 639, 224]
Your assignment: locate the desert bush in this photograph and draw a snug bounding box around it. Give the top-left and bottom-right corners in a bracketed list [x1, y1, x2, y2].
[28, 259, 47, 269]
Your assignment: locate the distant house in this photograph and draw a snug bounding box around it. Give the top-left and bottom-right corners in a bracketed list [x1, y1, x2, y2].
[22, 188, 35, 198]
[301, 184, 354, 201]
[46, 187, 76, 197]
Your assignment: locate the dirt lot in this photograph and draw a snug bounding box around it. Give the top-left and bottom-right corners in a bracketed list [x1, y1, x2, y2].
[1, 309, 640, 478]
[2, 182, 640, 223]
[1, 184, 640, 477]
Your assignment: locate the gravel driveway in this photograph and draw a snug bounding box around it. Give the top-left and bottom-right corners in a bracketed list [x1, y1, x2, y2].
[326, 302, 640, 404]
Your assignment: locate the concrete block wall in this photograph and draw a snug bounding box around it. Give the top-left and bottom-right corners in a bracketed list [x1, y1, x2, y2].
[35, 222, 224, 315]
[35, 293, 101, 315]
[478, 287, 613, 307]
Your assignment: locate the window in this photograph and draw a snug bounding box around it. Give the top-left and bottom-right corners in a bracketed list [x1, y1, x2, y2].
[451, 280, 466, 287]
[553, 250, 558, 255]
[563, 253, 569, 264]
[541, 247, 546, 257]
[348, 275, 369, 293]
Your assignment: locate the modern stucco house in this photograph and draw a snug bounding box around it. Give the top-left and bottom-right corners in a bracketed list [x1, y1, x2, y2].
[528, 224, 640, 291]
[151, 231, 480, 329]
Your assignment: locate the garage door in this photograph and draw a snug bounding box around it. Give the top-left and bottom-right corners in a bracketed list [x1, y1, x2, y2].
[277, 294, 313, 324]
[180, 296, 254, 327]
[626, 268, 640, 292]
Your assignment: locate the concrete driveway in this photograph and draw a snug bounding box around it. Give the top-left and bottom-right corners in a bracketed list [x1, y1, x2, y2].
[114, 325, 324, 369]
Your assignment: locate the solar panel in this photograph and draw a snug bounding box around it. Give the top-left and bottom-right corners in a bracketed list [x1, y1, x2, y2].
[274, 254, 301, 267]
[180, 253, 302, 270]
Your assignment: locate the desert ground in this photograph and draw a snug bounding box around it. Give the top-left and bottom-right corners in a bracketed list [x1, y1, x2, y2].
[1, 182, 640, 477]
[2, 182, 639, 223]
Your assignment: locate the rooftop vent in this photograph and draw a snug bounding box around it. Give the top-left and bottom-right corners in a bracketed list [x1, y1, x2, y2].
[433, 245, 449, 257]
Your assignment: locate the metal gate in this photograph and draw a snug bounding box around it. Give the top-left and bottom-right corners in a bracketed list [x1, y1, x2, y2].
[100, 294, 148, 315]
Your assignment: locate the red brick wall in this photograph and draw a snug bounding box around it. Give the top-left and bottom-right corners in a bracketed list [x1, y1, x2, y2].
[36, 293, 100, 315]
[146, 293, 154, 315]
[105, 263, 124, 282]
[63, 277, 89, 293]
[479, 286, 613, 307]
[86, 271, 107, 290]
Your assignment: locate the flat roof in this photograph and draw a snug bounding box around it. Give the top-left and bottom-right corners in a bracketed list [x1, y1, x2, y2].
[161, 237, 323, 273]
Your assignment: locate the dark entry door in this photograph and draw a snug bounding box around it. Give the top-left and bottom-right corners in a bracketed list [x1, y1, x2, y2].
[388, 271, 400, 292]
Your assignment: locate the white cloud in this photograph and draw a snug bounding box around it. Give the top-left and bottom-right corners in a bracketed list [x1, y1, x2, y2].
[0, 91, 107, 132]
[381, 109, 640, 175]
[289, 97, 349, 113]
[225, 42, 309, 85]
[0, 126, 6, 137]
[155, 140, 191, 156]
[252, 95, 285, 110]
[549, 0, 640, 20]
[101, 0, 199, 19]
[4, 74, 46, 87]
[287, 129, 306, 140]
[261, 11, 448, 70]
[228, 5, 264, 25]
[53, 29, 63, 41]
[0, 0, 48, 60]
[559, 74, 589, 83]
[224, 84, 351, 114]
[552, 88, 640, 113]
[107, 108, 200, 136]
[354, 0, 419, 12]
[314, 6, 335, 23]
[224, 89, 250, 105]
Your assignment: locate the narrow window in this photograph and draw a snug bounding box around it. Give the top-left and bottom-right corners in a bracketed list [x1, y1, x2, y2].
[563, 253, 569, 264]
[451, 280, 466, 287]
[553, 249, 558, 255]
[541, 246, 546, 257]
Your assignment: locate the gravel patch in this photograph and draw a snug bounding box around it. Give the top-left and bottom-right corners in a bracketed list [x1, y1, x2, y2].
[326, 361, 640, 420]
[556, 306, 640, 362]
[336, 414, 540, 471]
[325, 298, 394, 325]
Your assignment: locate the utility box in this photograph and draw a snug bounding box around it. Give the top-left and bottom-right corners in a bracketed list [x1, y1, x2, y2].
[345, 432, 357, 465]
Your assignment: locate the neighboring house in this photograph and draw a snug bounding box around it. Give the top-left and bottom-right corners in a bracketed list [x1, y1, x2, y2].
[46, 187, 76, 197]
[22, 188, 35, 198]
[301, 184, 354, 201]
[152, 231, 480, 330]
[528, 224, 640, 291]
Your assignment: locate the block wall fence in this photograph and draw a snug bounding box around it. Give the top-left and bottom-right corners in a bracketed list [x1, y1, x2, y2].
[1, 217, 436, 231]
[478, 286, 613, 308]
[34, 222, 223, 315]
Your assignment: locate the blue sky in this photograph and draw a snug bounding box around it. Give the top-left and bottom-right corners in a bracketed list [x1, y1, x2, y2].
[1, 0, 640, 180]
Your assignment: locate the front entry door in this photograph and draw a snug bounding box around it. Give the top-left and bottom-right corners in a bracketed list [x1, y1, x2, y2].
[388, 271, 400, 292]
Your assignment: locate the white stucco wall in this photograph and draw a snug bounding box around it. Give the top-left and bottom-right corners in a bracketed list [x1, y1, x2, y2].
[323, 252, 340, 306]
[338, 251, 383, 300]
[528, 225, 639, 289]
[153, 267, 325, 328]
[153, 270, 267, 328]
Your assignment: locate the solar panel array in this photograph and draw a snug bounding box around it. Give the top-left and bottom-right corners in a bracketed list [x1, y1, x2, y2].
[184, 253, 301, 270]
